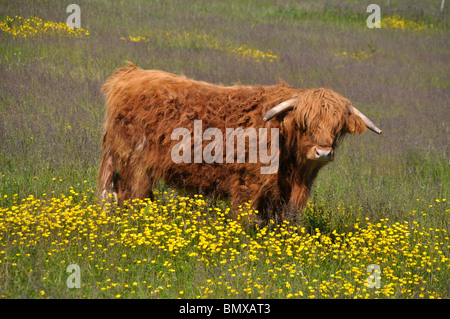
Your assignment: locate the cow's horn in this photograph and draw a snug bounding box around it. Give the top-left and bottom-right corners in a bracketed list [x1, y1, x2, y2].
[351, 106, 382, 134]
[263, 98, 297, 121]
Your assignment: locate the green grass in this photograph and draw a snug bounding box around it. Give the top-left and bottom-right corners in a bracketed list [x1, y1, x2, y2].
[0, 0, 448, 299]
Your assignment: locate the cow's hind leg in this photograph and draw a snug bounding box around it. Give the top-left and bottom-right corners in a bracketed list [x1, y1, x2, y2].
[98, 147, 117, 203]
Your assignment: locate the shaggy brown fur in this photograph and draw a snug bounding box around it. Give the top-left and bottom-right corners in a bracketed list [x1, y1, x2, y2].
[98, 62, 368, 221]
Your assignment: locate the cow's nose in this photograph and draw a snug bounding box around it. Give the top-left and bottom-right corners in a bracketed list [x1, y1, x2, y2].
[315, 148, 333, 160]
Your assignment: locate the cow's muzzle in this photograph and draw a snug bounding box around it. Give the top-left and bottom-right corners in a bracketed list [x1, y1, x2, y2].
[312, 147, 334, 162]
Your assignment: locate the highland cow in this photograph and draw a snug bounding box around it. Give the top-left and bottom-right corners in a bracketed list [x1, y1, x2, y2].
[98, 62, 381, 221]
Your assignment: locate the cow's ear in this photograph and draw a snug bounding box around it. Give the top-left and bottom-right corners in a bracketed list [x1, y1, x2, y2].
[346, 114, 367, 135]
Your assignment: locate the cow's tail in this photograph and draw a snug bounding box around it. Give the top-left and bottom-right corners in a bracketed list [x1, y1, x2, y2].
[97, 138, 116, 203]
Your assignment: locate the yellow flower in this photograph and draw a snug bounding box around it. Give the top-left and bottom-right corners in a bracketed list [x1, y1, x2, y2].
[0, 15, 89, 38]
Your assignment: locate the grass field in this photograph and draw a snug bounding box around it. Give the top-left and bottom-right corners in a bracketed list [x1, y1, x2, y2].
[0, 0, 448, 299]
